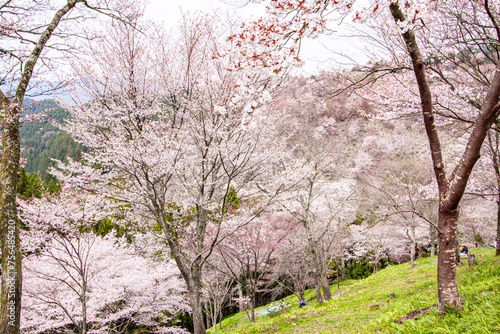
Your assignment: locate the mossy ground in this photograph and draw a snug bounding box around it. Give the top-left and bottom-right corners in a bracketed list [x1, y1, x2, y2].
[209, 247, 500, 333]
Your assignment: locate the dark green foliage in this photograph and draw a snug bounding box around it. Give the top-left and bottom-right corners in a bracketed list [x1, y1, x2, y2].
[17, 168, 43, 198]
[224, 185, 240, 213]
[19, 99, 86, 179]
[43, 174, 61, 194]
[329, 256, 389, 281]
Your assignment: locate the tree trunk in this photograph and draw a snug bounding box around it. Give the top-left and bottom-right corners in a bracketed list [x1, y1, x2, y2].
[390, 2, 500, 314]
[340, 258, 347, 281]
[497, 200, 500, 256]
[335, 258, 340, 290]
[310, 252, 323, 304]
[320, 275, 331, 301]
[0, 93, 22, 334]
[319, 256, 331, 301]
[430, 224, 437, 257]
[81, 279, 87, 334]
[487, 130, 500, 256]
[238, 284, 244, 312]
[303, 221, 323, 303]
[249, 291, 256, 323]
[410, 226, 416, 266]
[188, 277, 206, 334]
[436, 209, 463, 314]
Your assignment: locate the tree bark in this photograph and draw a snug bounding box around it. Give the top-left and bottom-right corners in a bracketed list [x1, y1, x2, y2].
[488, 130, 500, 256]
[319, 255, 331, 300]
[390, 2, 500, 314]
[340, 258, 347, 281]
[437, 209, 462, 312]
[429, 224, 437, 257]
[410, 225, 416, 266]
[308, 240, 323, 304]
[188, 276, 206, 334]
[497, 200, 500, 256]
[320, 274, 331, 301]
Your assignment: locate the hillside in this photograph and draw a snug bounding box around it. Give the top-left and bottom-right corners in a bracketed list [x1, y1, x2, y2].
[211, 248, 499, 334]
[20, 99, 86, 179]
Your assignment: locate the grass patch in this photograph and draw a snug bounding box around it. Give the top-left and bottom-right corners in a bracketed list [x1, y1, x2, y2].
[209, 247, 500, 334]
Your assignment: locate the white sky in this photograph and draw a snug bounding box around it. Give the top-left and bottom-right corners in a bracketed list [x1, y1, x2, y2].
[144, 0, 371, 74]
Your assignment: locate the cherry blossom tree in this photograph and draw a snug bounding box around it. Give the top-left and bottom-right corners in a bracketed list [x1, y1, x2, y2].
[0, 1, 136, 331]
[201, 263, 234, 333]
[18, 188, 189, 334]
[239, 0, 500, 314]
[213, 213, 289, 323]
[51, 13, 286, 334]
[270, 233, 313, 303]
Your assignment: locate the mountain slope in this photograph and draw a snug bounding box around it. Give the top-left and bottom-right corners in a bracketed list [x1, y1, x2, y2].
[20, 99, 85, 179]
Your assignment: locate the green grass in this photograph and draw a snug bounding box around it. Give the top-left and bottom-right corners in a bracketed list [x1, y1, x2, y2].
[209, 248, 500, 333]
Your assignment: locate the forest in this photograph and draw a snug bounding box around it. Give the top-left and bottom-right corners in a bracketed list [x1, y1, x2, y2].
[1, 1, 500, 334]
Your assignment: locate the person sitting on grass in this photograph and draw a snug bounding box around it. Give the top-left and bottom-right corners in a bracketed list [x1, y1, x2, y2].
[460, 245, 468, 255]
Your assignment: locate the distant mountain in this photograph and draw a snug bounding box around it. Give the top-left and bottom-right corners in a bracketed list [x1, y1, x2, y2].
[20, 99, 86, 180]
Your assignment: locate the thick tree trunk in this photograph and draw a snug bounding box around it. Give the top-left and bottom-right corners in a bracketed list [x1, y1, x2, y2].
[189, 276, 206, 334]
[497, 200, 500, 256]
[340, 258, 346, 281]
[162, 215, 206, 334]
[320, 256, 331, 300]
[487, 126, 500, 256]
[390, 2, 500, 315]
[437, 209, 462, 313]
[320, 274, 331, 301]
[249, 291, 256, 323]
[303, 220, 323, 303]
[0, 93, 22, 334]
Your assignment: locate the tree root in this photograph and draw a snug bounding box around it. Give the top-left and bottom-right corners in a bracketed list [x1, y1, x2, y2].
[394, 304, 437, 324]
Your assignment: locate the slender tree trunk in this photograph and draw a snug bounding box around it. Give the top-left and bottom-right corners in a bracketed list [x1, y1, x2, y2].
[410, 226, 416, 266]
[81, 279, 87, 334]
[437, 209, 462, 313]
[237, 284, 244, 312]
[335, 258, 340, 290]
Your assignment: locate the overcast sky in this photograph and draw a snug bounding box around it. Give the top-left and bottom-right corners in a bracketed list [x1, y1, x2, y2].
[144, 0, 371, 74]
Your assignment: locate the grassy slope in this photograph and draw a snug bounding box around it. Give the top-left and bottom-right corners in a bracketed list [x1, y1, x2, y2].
[210, 247, 500, 333]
